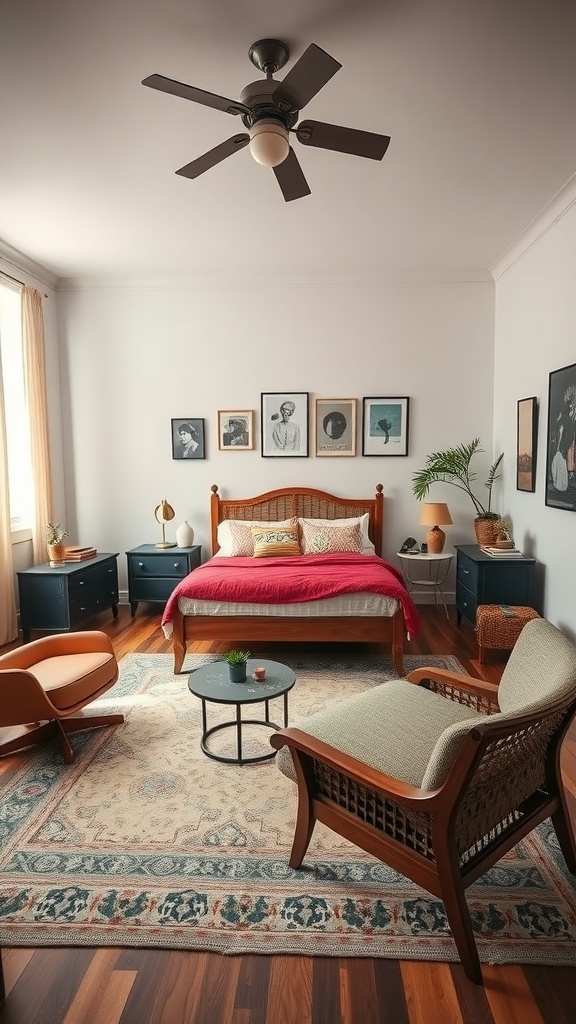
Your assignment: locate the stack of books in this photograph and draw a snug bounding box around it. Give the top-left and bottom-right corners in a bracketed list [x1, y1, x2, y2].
[63, 545, 97, 562]
[480, 545, 524, 558]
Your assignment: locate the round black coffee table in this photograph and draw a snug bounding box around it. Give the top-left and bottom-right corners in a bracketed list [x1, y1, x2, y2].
[187, 658, 296, 764]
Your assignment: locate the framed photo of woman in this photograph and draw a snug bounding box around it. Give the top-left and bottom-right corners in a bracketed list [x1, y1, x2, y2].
[171, 418, 205, 460]
[545, 362, 576, 511]
[218, 410, 254, 450]
[261, 393, 309, 457]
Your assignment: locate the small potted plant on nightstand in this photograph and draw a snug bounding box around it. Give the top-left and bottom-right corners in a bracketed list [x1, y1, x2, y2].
[412, 438, 504, 547]
[46, 522, 69, 566]
[221, 649, 250, 682]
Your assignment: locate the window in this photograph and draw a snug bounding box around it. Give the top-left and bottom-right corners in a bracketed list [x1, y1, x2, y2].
[0, 280, 34, 531]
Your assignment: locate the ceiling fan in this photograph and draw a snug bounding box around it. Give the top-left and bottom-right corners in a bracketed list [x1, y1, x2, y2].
[142, 39, 391, 202]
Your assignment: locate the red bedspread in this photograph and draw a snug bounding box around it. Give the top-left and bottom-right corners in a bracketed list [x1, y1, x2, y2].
[161, 553, 420, 638]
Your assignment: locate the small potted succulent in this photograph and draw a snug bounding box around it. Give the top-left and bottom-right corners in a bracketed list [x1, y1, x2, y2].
[46, 522, 69, 566]
[221, 649, 250, 682]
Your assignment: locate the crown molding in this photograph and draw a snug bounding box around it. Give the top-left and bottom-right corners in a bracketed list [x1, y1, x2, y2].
[0, 240, 58, 290]
[56, 267, 493, 291]
[490, 172, 576, 281]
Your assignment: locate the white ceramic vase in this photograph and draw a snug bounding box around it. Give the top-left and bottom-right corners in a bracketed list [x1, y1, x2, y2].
[176, 521, 194, 547]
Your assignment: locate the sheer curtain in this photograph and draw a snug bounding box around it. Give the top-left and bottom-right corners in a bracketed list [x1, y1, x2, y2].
[22, 286, 53, 564]
[0, 358, 17, 644]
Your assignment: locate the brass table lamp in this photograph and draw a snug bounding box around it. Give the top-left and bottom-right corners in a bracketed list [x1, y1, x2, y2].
[154, 499, 176, 548]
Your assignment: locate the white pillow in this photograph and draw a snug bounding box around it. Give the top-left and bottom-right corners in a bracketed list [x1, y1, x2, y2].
[215, 517, 298, 556]
[298, 514, 375, 555]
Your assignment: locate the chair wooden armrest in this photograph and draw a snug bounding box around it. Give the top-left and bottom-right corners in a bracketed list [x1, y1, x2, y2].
[272, 618, 576, 987]
[270, 727, 438, 808]
[406, 667, 500, 713]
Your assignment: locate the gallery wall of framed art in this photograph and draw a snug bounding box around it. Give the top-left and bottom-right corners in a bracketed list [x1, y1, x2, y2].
[171, 394, 414, 461]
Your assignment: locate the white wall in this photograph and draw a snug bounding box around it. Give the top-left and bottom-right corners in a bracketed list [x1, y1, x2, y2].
[57, 276, 495, 595]
[493, 179, 576, 638]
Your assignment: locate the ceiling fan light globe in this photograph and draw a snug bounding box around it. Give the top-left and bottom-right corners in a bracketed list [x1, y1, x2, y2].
[249, 121, 289, 167]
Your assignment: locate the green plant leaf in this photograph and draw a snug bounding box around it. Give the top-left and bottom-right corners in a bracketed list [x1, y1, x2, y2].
[412, 439, 503, 518]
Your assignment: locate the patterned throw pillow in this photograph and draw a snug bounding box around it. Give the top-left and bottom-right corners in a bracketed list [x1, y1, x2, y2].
[298, 514, 375, 554]
[216, 518, 297, 556]
[300, 521, 363, 555]
[251, 524, 301, 558]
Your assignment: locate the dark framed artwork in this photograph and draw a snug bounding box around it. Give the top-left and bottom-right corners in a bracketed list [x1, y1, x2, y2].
[217, 410, 254, 451]
[314, 398, 356, 456]
[516, 397, 538, 492]
[362, 397, 410, 456]
[171, 418, 206, 460]
[545, 361, 576, 510]
[261, 392, 309, 457]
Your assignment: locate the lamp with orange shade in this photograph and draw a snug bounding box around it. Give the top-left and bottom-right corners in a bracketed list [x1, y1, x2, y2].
[419, 502, 453, 554]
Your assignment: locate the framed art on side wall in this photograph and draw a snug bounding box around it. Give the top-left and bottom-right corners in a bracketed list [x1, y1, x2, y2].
[261, 393, 309, 457]
[545, 361, 576, 511]
[516, 396, 538, 492]
[362, 397, 410, 456]
[314, 398, 356, 456]
[218, 410, 254, 450]
[171, 418, 206, 460]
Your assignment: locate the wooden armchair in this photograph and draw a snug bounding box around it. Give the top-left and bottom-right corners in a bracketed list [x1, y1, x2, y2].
[270, 618, 576, 983]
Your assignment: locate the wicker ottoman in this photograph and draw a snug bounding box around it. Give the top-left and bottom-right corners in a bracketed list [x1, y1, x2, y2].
[475, 604, 541, 663]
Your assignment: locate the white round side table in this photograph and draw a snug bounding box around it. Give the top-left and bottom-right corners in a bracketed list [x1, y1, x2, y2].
[396, 551, 454, 617]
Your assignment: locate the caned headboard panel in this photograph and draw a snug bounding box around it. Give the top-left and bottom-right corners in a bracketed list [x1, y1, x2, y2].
[210, 484, 384, 557]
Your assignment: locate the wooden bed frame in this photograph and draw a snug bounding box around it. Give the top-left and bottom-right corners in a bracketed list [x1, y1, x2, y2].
[171, 483, 406, 675]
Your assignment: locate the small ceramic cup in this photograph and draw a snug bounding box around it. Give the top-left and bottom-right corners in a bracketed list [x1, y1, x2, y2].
[252, 666, 267, 681]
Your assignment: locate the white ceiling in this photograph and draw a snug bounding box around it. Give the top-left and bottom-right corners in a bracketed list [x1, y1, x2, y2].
[1, 0, 576, 282]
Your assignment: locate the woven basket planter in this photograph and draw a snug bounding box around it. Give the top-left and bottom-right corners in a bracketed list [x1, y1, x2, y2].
[473, 517, 499, 547]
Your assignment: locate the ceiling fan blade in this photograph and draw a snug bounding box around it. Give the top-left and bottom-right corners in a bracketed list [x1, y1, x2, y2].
[273, 148, 311, 202]
[273, 44, 341, 112]
[175, 134, 250, 179]
[296, 120, 390, 160]
[142, 74, 249, 116]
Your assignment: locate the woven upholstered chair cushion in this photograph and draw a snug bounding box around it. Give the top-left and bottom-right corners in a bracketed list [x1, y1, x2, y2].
[276, 680, 484, 788]
[497, 618, 576, 714]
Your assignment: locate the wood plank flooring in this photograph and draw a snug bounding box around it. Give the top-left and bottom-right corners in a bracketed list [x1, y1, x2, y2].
[1, 605, 575, 1024]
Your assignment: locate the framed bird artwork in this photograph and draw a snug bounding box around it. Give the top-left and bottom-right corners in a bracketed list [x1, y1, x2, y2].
[362, 397, 410, 456]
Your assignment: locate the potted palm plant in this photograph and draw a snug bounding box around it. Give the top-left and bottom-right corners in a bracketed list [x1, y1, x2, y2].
[412, 439, 504, 546]
[45, 522, 69, 566]
[221, 649, 250, 682]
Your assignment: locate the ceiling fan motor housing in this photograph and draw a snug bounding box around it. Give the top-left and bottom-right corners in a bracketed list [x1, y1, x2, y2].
[239, 80, 298, 131]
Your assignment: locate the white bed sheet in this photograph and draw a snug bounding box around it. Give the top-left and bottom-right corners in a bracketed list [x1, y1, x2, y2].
[177, 591, 398, 618]
[162, 593, 399, 638]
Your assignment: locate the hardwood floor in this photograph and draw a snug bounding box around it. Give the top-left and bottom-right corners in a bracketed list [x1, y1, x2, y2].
[1, 605, 575, 1024]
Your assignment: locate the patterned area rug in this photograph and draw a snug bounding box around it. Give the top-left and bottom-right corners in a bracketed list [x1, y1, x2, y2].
[1, 651, 575, 967]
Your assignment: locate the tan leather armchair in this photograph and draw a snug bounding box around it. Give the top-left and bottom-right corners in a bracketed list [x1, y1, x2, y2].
[0, 631, 123, 764]
[271, 618, 576, 984]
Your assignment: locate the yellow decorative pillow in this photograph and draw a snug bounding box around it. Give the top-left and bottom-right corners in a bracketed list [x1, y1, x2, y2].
[216, 517, 297, 556]
[251, 524, 301, 558]
[300, 520, 363, 554]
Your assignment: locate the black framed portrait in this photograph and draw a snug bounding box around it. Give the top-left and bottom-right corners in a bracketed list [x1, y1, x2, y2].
[171, 418, 206, 460]
[545, 362, 576, 510]
[261, 393, 309, 457]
